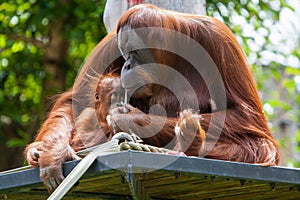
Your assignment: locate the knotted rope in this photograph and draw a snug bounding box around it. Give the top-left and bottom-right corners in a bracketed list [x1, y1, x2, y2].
[120, 140, 175, 154]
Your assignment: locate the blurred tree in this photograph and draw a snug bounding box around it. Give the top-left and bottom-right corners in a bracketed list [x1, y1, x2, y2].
[0, 0, 106, 170]
[0, 0, 299, 170]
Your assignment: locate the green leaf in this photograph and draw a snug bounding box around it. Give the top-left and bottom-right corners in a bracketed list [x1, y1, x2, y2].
[6, 138, 27, 148]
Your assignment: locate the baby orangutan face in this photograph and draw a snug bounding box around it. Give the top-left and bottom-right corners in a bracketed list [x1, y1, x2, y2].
[95, 74, 125, 123]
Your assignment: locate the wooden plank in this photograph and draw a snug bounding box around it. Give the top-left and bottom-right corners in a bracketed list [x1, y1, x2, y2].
[1, 151, 300, 199]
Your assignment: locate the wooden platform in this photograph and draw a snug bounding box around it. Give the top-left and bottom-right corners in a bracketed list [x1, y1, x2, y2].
[1, 151, 300, 199]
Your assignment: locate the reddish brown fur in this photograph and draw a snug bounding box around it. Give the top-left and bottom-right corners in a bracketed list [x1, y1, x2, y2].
[71, 74, 123, 152]
[25, 73, 124, 192]
[95, 73, 124, 123]
[113, 4, 279, 164]
[25, 4, 280, 193]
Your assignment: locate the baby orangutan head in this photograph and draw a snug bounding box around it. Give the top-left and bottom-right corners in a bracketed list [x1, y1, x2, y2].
[95, 73, 125, 123]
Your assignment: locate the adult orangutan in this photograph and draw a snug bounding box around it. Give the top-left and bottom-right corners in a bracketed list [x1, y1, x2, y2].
[111, 4, 279, 163]
[25, 4, 280, 193]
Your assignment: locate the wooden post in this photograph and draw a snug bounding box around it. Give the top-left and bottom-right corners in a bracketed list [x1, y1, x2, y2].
[103, 0, 206, 32]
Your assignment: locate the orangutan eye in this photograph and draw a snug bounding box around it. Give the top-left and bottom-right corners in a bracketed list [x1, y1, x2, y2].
[95, 92, 99, 102]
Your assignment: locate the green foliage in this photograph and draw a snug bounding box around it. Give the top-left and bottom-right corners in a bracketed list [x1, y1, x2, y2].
[0, 0, 107, 151]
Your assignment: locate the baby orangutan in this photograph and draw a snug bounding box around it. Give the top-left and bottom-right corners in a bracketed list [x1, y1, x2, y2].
[25, 73, 124, 193]
[71, 73, 125, 152]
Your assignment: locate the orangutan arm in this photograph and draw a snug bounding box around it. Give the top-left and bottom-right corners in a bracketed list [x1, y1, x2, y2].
[110, 105, 278, 165]
[24, 91, 79, 193]
[110, 104, 176, 147]
[110, 104, 206, 154]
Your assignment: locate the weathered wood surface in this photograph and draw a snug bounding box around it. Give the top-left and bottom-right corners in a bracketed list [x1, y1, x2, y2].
[1, 151, 300, 199]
